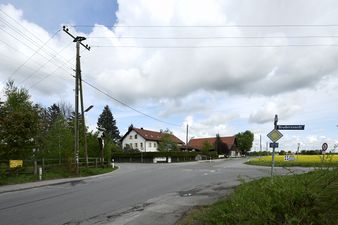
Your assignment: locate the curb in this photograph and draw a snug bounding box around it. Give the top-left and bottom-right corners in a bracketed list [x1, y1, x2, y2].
[0, 166, 119, 194]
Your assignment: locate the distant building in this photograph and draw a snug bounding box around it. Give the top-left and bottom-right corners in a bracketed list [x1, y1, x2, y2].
[188, 136, 240, 157]
[121, 127, 184, 152]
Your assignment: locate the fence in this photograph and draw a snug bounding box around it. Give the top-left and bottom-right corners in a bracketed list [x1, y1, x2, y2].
[0, 157, 110, 176]
[112, 151, 204, 163]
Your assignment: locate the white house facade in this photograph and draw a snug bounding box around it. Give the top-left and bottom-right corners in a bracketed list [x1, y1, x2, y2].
[122, 130, 158, 152]
[121, 127, 184, 152]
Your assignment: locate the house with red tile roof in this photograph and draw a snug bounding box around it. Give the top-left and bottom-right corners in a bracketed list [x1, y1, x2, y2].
[121, 127, 185, 152]
[188, 136, 240, 157]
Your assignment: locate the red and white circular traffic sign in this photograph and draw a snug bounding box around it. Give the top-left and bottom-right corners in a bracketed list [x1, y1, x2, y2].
[322, 143, 328, 151]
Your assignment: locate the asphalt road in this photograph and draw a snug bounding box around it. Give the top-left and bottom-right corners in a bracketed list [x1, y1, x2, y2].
[0, 158, 308, 225]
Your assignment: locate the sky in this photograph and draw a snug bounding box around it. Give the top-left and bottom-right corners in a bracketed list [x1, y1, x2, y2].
[1, 0, 338, 152]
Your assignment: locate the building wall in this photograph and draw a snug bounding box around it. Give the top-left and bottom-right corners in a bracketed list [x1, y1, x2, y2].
[122, 130, 158, 152]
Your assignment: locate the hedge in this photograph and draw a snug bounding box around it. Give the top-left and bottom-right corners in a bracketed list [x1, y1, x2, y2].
[112, 151, 207, 163]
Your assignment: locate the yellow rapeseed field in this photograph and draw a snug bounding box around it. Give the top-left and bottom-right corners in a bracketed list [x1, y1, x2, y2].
[248, 154, 338, 166]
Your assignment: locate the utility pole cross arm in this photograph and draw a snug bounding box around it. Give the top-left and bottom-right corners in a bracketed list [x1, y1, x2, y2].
[62, 26, 91, 51]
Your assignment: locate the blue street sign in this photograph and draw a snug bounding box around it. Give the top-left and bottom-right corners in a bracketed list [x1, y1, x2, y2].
[277, 125, 305, 130]
[269, 142, 279, 148]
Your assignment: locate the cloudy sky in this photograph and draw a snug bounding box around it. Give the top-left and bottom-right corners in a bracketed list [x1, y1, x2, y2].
[1, 0, 338, 152]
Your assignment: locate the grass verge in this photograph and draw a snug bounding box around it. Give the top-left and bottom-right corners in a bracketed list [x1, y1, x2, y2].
[0, 166, 117, 186]
[177, 168, 338, 225]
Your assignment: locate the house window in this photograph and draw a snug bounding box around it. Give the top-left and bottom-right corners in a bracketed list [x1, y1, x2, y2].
[149, 142, 152, 147]
[154, 143, 157, 148]
[129, 135, 132, 140]
[135, 143, 138, 148]
[135, 134, 138, 139]
[140, 143, 143, 149]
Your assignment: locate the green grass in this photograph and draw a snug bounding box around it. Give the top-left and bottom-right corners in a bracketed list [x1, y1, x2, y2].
[0, 166, 117, 186]
[177, 169, 338, 225]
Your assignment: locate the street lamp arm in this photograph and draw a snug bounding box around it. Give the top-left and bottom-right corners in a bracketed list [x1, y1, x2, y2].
[84, 105, 94, 112]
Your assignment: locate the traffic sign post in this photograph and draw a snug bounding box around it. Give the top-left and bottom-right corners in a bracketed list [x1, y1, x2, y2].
[266, 115, 280, 177]
[267, 115, 304, 177]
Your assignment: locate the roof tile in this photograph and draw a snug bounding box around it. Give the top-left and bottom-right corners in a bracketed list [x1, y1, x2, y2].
[188, 136, 236, 150]
[133, 128, 184, 144]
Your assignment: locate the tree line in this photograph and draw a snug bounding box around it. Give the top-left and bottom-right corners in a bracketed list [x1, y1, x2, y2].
[0, 80, 255, 168]
[0, 81, 120, 169]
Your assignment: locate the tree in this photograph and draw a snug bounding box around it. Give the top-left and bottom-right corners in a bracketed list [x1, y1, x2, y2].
[45, 104, 62, 129]
[279, 150, 286, 155]
[42, 114, 73, 163]
[236, 130, 254, 155]
[214, 134, 230, 156]
[158, 133, 178, 152]
[97, 105, 120, 142]
[201, 140, 213, 155]
[0, 80, 40, 160]
[58, 101, 73, 120]
[214, 134, 223, 155]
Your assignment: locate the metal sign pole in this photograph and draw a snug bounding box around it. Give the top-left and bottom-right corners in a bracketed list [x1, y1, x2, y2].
[271, 115, 278, 177]
[271, 143, 275, 177]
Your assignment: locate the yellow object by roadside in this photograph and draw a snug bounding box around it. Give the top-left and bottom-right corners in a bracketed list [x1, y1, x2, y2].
[9, 160, 23, 168]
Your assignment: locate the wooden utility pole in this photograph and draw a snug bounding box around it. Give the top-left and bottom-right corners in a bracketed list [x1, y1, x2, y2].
[185, 124, 188, 151]
[271, 115, 278, 177]
[79, 74, 89, 167]
[63, 26, 90, 173]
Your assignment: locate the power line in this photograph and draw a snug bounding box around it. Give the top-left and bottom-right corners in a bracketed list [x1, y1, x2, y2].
[28, 48, 84, 90]
[0, 17, 64, 63]
[71, 24, 338, 28]
[81, 78, 181, 127]
[0, 9, 75, 71]
[0, 33, 74, 87]
[0, 13, 76, 85]
[91, 43, 338, 48]
[18, 42, 73, 86]
[87, 35, 338, 40]
[8, 29, 61, 80]
[0, 26, 75, 82]
[0, 39, 45, 69]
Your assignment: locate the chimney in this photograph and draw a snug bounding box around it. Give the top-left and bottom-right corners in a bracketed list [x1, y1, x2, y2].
[141, 127, 144, 130]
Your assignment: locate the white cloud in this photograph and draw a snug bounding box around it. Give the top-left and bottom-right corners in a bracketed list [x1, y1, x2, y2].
[1, 1, 338, 151]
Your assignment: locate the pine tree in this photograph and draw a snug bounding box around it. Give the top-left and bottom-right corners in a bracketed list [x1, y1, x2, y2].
[214, 134, 223, 155]
[214, 134, 229, 155]
[46, 104, 62, 129]
[97, 105, 120, 142]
